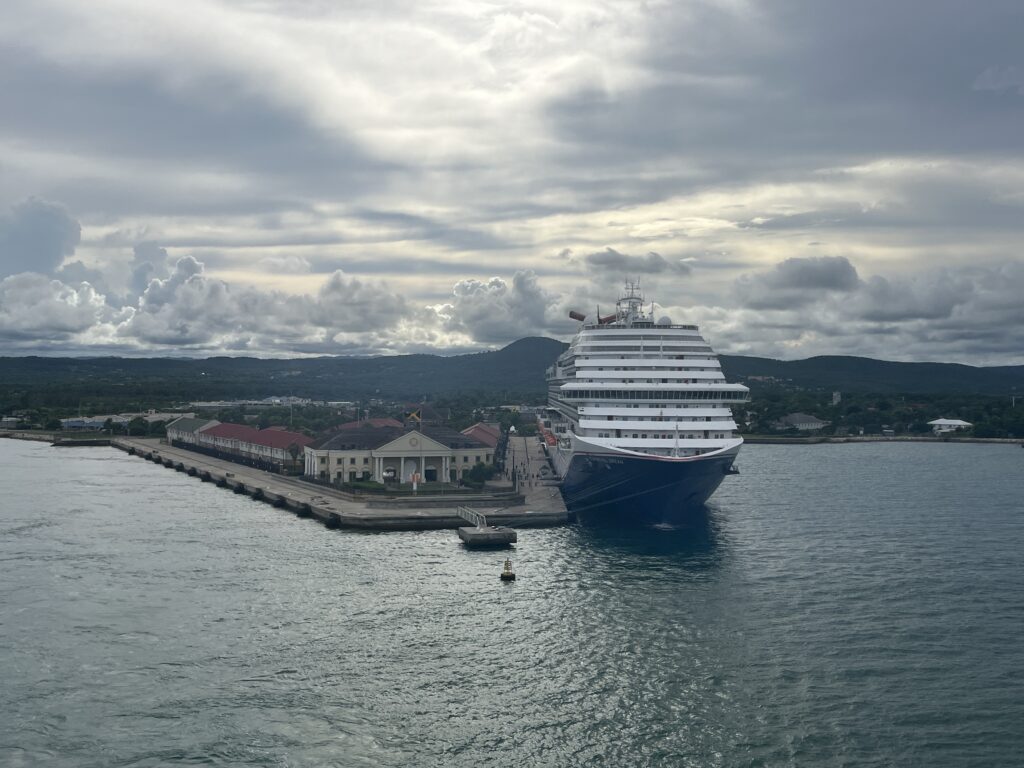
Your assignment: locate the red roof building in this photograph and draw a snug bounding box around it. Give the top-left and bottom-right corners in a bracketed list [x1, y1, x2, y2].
[460, 422, 501, 448]
[337, 418, 403, 430]
[196, 422, 311, 467]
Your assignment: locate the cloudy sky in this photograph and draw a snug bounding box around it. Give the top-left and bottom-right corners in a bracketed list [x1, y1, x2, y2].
[1, 0, 1022, 363]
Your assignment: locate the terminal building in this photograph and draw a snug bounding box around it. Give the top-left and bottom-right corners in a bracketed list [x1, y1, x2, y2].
[304, 423, 491, 484]
[165, 417, 312, 472]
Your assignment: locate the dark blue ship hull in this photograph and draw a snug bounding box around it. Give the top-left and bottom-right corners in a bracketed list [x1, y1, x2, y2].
[559, 451, 736, 526]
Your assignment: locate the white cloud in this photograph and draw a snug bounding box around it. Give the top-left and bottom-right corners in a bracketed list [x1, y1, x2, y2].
[435, 270, 573, 344]
[0, 272, 109, 340]
[257, 254, 311, 274]
[115, 256, 412, 351]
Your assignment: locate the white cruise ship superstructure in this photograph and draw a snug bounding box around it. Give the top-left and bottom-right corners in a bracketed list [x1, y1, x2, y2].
[544, 283, 748, 524]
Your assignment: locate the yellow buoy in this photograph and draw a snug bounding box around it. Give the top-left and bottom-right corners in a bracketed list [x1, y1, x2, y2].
[500, 558, 516, 581]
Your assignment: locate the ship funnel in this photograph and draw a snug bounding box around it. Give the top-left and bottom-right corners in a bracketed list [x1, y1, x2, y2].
[568, 310, 586, 322]
[598, 314, 617, 325]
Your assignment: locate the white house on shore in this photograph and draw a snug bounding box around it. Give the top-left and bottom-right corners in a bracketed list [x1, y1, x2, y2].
[928, 418, 973, 435]
[772, 412, 830, 432]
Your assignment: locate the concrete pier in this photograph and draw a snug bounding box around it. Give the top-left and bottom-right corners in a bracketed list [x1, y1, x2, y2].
[110, 438, 569, 531]
[455, 506, 517, 547]
[457, 526, 517, 547]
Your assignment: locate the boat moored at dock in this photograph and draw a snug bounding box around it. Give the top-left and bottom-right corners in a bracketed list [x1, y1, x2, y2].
[545, 283, 748, 525]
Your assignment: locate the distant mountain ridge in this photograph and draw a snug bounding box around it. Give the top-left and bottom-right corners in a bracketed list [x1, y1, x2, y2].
[1, 338, 1022, 405]
[718, 354, 1024, 394]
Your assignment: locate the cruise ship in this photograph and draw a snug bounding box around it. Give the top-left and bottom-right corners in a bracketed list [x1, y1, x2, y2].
[544, 284, 749, 525]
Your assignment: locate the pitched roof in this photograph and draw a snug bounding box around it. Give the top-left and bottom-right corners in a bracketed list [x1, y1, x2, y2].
[166, 417, 218, 434]
[310, 425, 489, 451]
[401, 403, 444, 422]
[253, 428, 313, 449]
[200, 422, 312, 449]
[312, 426, 405, 451]
[338, 418, 403, 430]
[779, 412, 828, 425]
[202, 423, 262, 441]
[460, 422, 501, 447]
[420, 425, 488, 449]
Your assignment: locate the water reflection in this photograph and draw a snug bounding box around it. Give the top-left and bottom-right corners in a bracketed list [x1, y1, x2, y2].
[569, 505, 726, 571]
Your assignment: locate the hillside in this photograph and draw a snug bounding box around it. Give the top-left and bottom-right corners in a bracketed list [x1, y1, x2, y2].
[719, 355, 1024, 395]
[2, 338, 1023, 413]
[0, 337, 568, 408]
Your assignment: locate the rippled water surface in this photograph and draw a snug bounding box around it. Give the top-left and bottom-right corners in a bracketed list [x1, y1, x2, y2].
[2, 439, 1023, 767]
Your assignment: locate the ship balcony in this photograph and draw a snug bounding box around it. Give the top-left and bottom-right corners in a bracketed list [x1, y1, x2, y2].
[574, 358, 722, 369]
[579, 436, 743, 451]
[576, 370, 727, 381]
[578, 406, 733, 418]
[578, 419, 738, 432]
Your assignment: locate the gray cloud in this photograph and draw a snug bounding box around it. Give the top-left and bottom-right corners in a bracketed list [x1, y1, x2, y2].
[735, 256, 860, 309]
[1, 2, 1023, 363]
[257, 254, 311, 274]
[973, 66, 1024, 95]
[847, 272, 974, 322]
[549, 1, 1024, 196]
[0, 46, 392, 218]
[129, 242, 172, 301]
[716, 258, 1024, 364]
[57, 260, 111, 295]
[585, 248, 693, 275]
[0, 198, 80, 277]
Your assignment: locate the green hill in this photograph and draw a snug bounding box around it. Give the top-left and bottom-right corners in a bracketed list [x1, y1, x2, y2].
[2, 338, 1022, 414]
[719, 355, 1024, 395]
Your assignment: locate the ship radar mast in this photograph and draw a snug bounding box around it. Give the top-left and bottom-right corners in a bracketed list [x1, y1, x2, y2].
[616, 280, 648, 325]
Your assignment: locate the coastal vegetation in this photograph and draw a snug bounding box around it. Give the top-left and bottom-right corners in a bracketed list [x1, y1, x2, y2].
[2, 337, 1022, 437]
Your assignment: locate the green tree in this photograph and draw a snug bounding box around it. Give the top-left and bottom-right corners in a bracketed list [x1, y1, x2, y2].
[466, 461, 496, 486]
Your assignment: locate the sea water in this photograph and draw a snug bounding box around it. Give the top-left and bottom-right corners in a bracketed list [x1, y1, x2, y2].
[1, 439, 1022, 767]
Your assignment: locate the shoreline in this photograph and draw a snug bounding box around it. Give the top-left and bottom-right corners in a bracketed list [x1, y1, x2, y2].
[742, 435, 1023, 445]
[5, 430, 1022, 449]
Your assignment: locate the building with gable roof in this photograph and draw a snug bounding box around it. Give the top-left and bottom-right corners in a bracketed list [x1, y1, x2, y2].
[771, 413, 830, 432]
[166, 416, 220, 446]
[460, 422, 501, 448]
[178, 421, 313, 471]
[928, 418, 972, 435]
[304, 424, 491, 485]
[337, 417, 403, 430]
